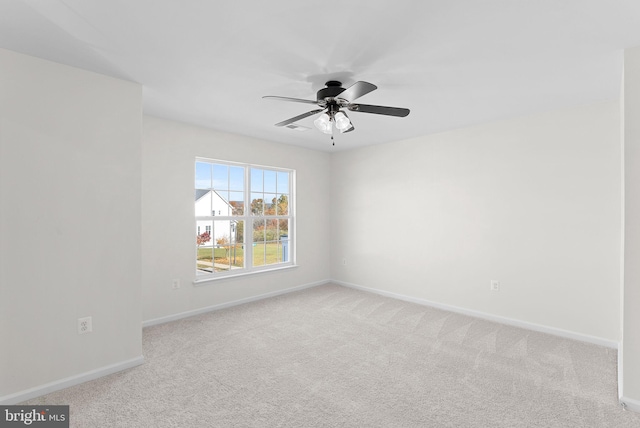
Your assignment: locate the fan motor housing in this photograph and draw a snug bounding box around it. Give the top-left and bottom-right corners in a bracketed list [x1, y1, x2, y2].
[317, 81, 345, 102]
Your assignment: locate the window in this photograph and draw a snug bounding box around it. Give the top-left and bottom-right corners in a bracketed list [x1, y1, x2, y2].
[195, 158, 294, 280]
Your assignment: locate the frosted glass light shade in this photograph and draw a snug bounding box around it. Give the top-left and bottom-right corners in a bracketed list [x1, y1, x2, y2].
[314, 113, 332, 134]
[334, 111, 350, 131]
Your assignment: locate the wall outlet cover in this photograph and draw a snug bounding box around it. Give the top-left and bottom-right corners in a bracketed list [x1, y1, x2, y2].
[78, 316, 92, 334]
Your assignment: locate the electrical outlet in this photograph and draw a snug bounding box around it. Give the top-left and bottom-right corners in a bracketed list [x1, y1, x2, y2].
[78, 316, 92, 334]
[172, 279, 181, 289]
[490, 280, 500, 292]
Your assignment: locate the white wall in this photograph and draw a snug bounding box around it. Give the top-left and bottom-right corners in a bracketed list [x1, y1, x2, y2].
[0, 46, 628, 405]
[622, 46, 640, 407]
[0, 49, 143, 401]
[141, 116, 331, 323]
[331, 101, 621, 342]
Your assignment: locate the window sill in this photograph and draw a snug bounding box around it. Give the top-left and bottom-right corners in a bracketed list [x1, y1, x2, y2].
[192, 264, 298, 286]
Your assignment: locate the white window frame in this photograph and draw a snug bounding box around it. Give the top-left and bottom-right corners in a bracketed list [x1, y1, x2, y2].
[194, 158, 296, 284]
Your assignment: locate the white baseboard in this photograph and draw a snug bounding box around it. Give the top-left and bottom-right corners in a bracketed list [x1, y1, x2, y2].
[619, 344, 624, 401]
[620, 396, 640, 413]
[142, 279, 330, 328]
[0, 356, 144, 405]
[333, 280, 619, 350]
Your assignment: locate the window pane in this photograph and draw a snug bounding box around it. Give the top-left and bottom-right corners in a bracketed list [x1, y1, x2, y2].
[262, 241, 279, 266]
[229, 166, 244, 191]
[213, 164, 228, 190]
[196, 220, 213, 274]
[253, 218, 265, 242]
[213, 248, 229, 271]
[253, 219, 266, 267]
[279, 218, 290, 238]
[233, 220, 244, 243]
[264, 194, 277, 215]
[253, 243, 265, 267]
[195, 162, 212, 189]
[264, 170, 276, 193]
[264, 220, 279, 266]
[250, 193, 264, 215]
[280, 228, 290, 262]
[207, 220, 243, 270]
[265, 219, 278, 241]
[213, 220, 232, 272]
[276, 194, 288, 215]
[230, 191, 244, 216]
[277, 171, 289, 194]
[251, 168, 263, 192]
[195, 190, 212, 216]
[224, 245, 244, 269]
[213, 219, 232, 246]
[214, 191, 229, 216]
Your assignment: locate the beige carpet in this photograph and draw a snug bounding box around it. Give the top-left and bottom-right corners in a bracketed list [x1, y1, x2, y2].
[25, 283, 640, 427]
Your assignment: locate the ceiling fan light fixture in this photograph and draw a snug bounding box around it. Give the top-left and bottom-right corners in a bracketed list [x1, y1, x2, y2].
[334, 111, 351, 131]
[265, 81, 410, 137]
[314, 113, 332, 134]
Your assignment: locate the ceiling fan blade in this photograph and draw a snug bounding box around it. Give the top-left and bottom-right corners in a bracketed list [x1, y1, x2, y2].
[335, 81, 377, 102]
[263, 96, 318, 105]
[347, 103, 410, 117]
[274, 109, 324, 127]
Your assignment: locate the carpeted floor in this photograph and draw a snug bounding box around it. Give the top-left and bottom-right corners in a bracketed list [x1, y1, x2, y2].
[25, 283, 640, 427]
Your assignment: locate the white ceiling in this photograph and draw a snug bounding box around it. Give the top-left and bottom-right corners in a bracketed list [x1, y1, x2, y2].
[2, 1, 640, 152]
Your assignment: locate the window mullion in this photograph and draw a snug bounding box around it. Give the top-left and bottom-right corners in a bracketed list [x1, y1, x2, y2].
[244, 165, 252, 270]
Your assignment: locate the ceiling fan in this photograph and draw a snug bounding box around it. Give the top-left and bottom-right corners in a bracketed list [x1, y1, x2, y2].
[263, 81, 410, 135]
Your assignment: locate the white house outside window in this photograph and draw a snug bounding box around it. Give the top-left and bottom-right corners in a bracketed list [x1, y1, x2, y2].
[195, 159, 294, 280]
